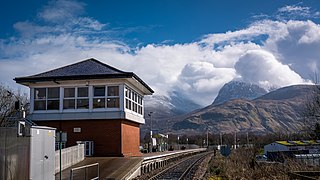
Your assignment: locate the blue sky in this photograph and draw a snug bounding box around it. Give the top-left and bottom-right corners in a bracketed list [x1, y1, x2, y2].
[1, 0, 320, 105]
[2, 0, 319, 44]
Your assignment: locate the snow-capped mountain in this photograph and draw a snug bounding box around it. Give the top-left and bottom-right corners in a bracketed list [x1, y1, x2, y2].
[144, 91, 202, 120]
[212, 81, 267, 105]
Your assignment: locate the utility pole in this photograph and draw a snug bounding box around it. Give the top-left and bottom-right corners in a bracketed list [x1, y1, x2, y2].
[206, 128, 209, 148]
[187, 138, 189, 149]
[148, 112, 153, 153]
[234, 131, 237, 149]
[246, 132, 249, 147]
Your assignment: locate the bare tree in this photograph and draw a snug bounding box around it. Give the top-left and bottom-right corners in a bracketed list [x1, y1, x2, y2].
[0, 84, 29, 126]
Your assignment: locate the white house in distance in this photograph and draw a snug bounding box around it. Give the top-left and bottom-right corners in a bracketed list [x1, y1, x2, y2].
[264, 140, 320, 155]
[14, 58, 154, 157]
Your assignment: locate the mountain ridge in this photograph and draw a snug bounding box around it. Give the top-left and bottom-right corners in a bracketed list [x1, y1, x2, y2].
[170, 84, 316, 134]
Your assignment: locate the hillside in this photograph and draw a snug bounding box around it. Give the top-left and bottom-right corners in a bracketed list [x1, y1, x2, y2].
[171, 85, 317, 134]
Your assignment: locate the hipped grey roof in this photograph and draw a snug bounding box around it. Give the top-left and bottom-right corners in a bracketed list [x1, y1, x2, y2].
[14, 58, 154, 93]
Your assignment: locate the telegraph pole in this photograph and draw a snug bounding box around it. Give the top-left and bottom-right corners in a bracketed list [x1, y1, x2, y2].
[148, 112, 153, 153]
[206, 129, 209, 148]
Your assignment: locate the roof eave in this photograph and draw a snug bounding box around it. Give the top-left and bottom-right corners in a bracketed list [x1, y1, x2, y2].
[132, 74, 154, 94]
[14, 73, 155, 95]
[14, 74, 133, 84]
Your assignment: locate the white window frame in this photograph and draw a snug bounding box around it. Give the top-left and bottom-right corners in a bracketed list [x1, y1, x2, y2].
[63, 87, 89, 112]
[33, 87, 60, 112]
[124, 85, 143, 116]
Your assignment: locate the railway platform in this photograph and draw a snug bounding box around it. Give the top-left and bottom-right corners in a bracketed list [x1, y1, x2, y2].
[55, 149, 206, 180]
[55, 156, 143, 180]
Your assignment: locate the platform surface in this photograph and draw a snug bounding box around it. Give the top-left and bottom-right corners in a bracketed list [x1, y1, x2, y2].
[55, 156, 143, 180]
[55, 149, 202, 180]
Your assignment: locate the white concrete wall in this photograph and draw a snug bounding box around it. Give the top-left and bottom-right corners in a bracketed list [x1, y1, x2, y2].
[55, 144, 85, 174]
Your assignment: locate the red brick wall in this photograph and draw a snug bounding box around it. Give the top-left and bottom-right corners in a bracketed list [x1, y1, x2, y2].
[36, 119, 142, 157]
[121, 120, 142, 157]
[36, 120, 122, 156]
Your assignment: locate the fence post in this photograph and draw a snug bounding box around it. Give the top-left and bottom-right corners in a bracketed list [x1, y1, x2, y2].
[70, 169, 73, 180]
[85, 165, 87, 180]
[59, 131, 62, 180]
[98, 163, 100, 179]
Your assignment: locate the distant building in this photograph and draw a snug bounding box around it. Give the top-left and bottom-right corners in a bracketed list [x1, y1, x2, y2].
[14, 58, 154, 157]
[264, 140, 320, 161]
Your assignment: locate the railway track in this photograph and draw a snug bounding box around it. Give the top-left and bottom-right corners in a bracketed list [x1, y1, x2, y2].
[149, 151, 211, 180]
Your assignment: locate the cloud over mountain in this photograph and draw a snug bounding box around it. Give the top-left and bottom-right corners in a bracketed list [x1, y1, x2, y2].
[0, 1, 318, 106]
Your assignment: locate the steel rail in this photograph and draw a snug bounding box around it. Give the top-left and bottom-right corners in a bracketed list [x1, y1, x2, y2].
[149, 151, 211, 180]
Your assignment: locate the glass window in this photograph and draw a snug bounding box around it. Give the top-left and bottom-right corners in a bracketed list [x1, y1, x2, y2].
[63, 99, 75, 109]
[124, 86, 143, 114]
[134, 93, 137, 102]
[78, 87, 88, 97]
[133, 103, 137, 112]
[48, 88, 60, 99]
[34, 87, 60, 111]
[126, 99, 129, 109]
[34, 100, 46, 110]
[125, 87, 128, 98]
[47, 100, 59, 110]
[93, 98, 105, 108]
[77, 99, 89, 109]
[128, 100, 132, 110]
[64, 87, 89, 110]
[108, 86, 119, 96]
[64, 88, 75, 98]
[107, 98, 119, 108]
[94, 86, 105, 96]
[35, 88, 46, 99]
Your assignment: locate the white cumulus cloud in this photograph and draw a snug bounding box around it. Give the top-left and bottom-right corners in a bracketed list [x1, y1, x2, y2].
[0, 2, 320, 106]
[235, 50, 307, 89]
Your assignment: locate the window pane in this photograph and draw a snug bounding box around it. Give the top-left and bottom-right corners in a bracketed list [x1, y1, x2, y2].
[134, 93, 137, 102]
[64, 99, 75, 109]
[93, 98, 105, 108]
[134, 103, 137, 112]
[108, 86, 119, 96]
[94, 86, 105, 96]
[77, 99, 89, 109]
[48, 88, 60, 99]
[126, 99, 129, 109]
[107, 98, 119, 108]
[34, 88, 46, 99]
[125, 87, 128, 97]
[47, 100, 59, 110]
[78, 87, 88, 97]
[138, 106, 142, 114]
[64, 88, 75, 98]
[34, 100, 46, 110]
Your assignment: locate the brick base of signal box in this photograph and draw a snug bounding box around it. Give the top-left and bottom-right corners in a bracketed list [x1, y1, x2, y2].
[36, 119, 142, 157]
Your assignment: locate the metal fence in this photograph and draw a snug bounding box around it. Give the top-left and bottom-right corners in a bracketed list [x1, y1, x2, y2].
[70, 163, 99, 180]
[55, 144, 85, 174]
[0, 127, 30, 180]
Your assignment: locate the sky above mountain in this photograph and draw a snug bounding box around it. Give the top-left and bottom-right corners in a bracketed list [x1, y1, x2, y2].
[1, 0, 320, 106]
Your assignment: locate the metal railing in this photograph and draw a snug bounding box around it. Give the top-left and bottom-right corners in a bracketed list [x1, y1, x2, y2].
[70, 163, 99, 180]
